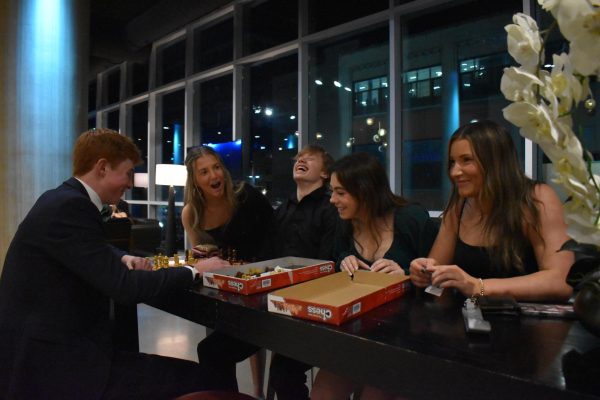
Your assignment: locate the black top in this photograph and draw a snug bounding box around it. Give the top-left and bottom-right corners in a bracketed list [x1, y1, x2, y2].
[205, 183, 274, 262]
[333, 204, 438, 273]
[270, 185, 337, 261]
[453, 203, 539, 278]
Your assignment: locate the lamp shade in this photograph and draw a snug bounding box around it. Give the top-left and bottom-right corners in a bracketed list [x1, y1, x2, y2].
[155, 164, 187, 186]
[133, 172, 149, 188]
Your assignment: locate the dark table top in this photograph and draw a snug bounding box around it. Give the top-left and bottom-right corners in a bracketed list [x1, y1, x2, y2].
[149, 284, 600, 399]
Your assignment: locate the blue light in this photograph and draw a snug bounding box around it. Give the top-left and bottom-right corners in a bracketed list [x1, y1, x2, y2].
[19, 0, 75, 187]
[286, 134, 297, 150]
[173, 123, 183, 164]
[202, 140, 243, 179]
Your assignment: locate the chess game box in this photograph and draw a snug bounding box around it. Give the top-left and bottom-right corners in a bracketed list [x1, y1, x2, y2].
[203, 257, 335, 295]
[267, 271, 411, 325]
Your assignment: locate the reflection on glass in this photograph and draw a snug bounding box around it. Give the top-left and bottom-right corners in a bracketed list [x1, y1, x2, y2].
[130, 204, 148, 219]
[193, 18, 233, 73]
[129, 101, 148, 201]
[308, 27, 389, 164]
[248, 54, 298, 204]
[157, 90, 185, 202]
[401, 1, 521, 210]
[194, 74, 232, 144]
[243, 0, 298, 56]
[156, 39, 185, 87]
[155, 205, 185, 253]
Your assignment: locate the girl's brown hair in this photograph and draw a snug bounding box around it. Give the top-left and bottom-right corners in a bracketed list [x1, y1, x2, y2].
[331, 152, 407, 255]
[445, 120, 541, 272]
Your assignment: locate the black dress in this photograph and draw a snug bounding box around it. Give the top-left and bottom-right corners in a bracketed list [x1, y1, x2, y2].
[453, 202, 539, 278]
[204, 183, 274, 262]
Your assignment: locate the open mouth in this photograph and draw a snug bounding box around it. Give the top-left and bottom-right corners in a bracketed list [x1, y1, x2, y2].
[210, 181, 222, 190]
[295, 165, 308, 172]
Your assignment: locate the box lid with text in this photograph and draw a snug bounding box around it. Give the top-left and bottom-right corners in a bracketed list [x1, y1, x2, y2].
[268, 271, 411, 325]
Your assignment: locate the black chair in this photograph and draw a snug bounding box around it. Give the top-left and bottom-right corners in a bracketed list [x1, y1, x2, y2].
[130, 218, 162, 257]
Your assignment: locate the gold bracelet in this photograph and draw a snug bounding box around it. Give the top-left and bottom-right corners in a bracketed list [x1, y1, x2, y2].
[471, 278, 485, 304]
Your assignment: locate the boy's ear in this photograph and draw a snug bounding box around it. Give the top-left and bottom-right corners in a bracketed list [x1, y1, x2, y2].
[320, 171, 329, 180]
[95, 158, 109, 177]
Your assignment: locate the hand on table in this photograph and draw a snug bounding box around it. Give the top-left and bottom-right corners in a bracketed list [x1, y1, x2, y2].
[122, 255, 153, 271]
[370, 258, 405, 275]
[430, 264, 479, 297]
[193, 256, 231, 275]
[340, 256, 405, 276]
[340, 255, 370, 276]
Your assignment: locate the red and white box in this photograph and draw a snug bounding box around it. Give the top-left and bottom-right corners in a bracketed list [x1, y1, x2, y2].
[203, 257, 335, 295]
[267, 271, 411, 325]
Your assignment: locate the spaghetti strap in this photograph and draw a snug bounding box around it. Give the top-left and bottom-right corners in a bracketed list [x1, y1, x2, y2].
[457, 200, 467, 237]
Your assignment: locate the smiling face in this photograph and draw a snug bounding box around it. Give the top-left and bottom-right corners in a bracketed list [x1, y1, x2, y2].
[329, 172, 360, 220]
[99, 159, 134, 204]
[449, 138, 484, 198]
[193, 154, 225, 200]
[292, 151, 327, 184]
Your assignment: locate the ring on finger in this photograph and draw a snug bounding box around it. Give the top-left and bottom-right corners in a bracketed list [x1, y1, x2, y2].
[421, 266, 427, 274]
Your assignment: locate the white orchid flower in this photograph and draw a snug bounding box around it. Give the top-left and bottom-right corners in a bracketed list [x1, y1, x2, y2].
[500, 66, 544, 102]
[564, 205, 600, 245]
[537, 0, 561, 12]
[502, 101, 560, 144]
[506, 4, 600, 247]
[547, 53, 585, 114]
[547, 0, 600, 75]
[505, 13, 543, 71]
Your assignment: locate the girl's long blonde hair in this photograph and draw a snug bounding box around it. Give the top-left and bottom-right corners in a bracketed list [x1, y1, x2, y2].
[184, 146, 242, 237]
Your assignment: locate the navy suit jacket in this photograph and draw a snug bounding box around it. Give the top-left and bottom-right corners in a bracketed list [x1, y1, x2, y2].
[0, 178, 193, 399]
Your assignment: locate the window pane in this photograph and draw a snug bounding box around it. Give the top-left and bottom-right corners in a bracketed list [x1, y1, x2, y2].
[193, 18, 233, 73]
[102, 69, 120, 107]
[193, 74, 233, 144]
[156, 89, 185, 203]
[128, 101, 149, 201]
[248, 55, 298, 204]
[156, 39, 186, 86]
[244, 0, 298, 56]
[309, 27, 389, 166]
[401, 0, 521, 210]
[130, 60, 149, 96]
[307, 0, 388, 34]
[88, 80, 97, 111]
[105, 109, 119, 131]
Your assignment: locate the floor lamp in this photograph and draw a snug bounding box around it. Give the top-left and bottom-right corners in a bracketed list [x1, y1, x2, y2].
[155, 164, 187, 256]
